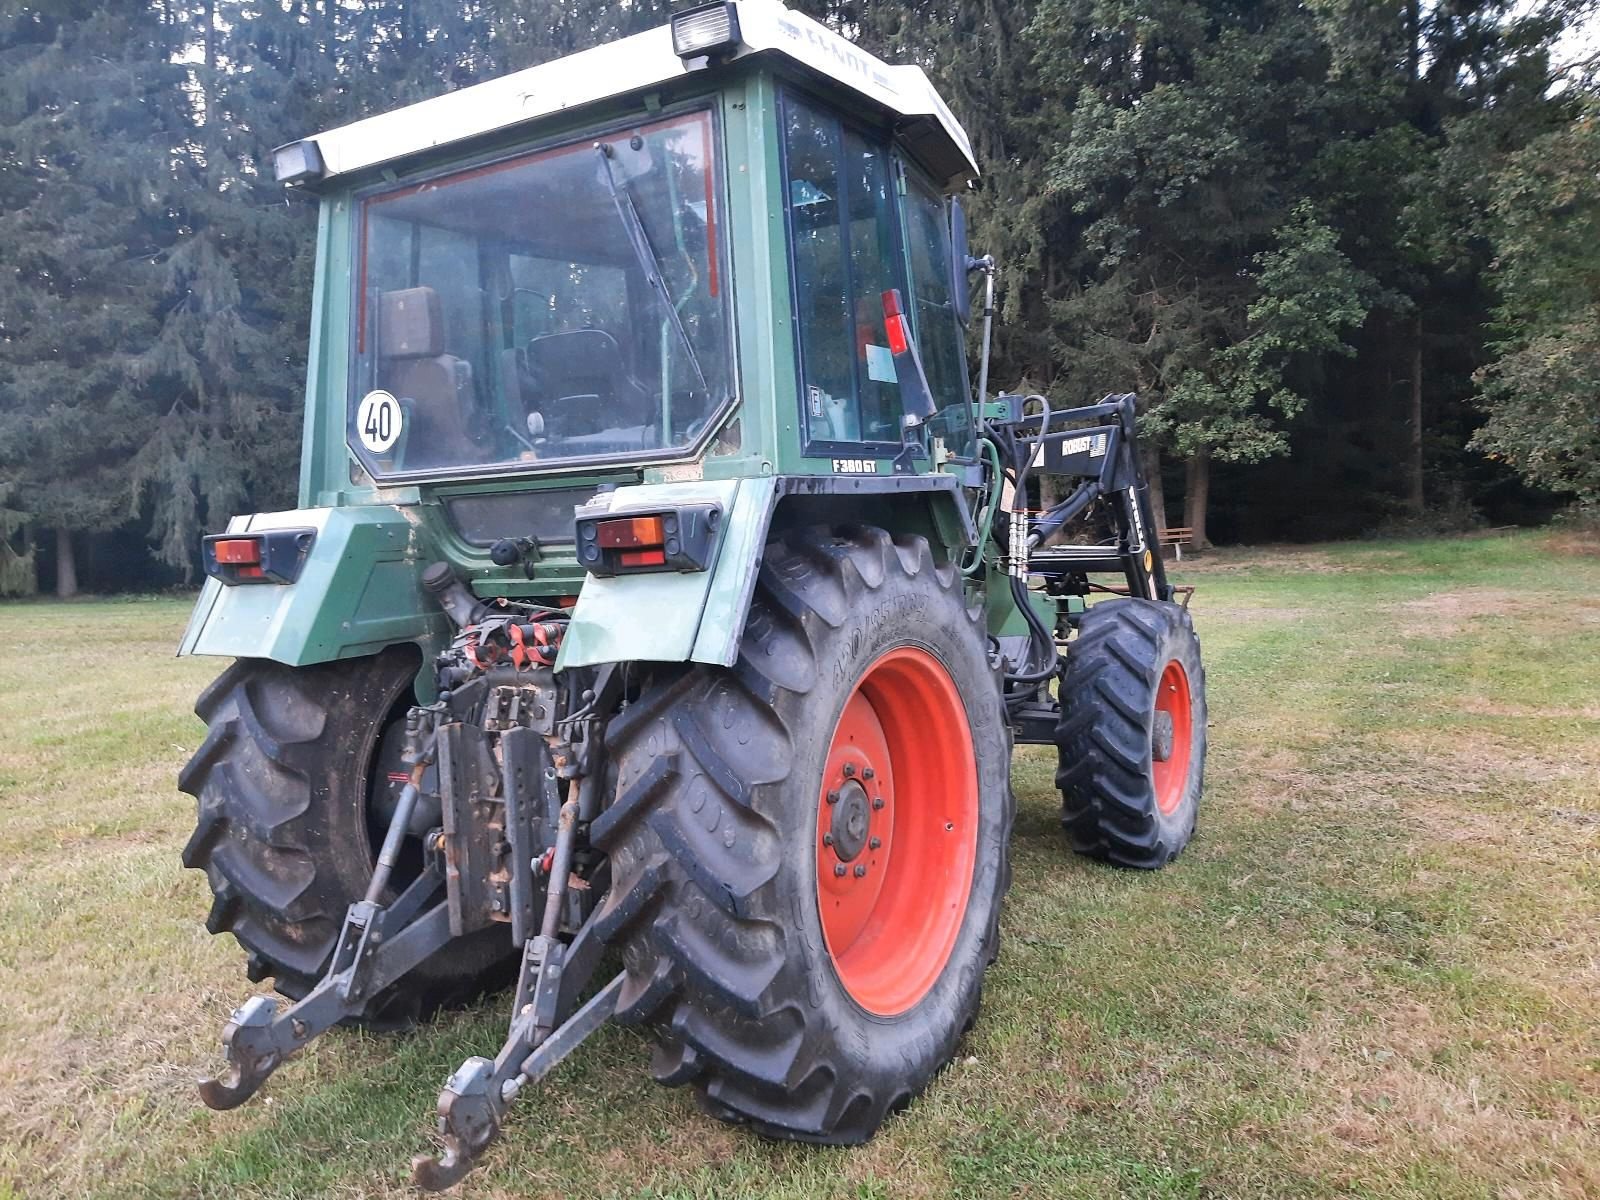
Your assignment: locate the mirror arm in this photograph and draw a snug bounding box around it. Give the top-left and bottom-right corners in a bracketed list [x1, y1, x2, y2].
[971, 256, 997, 421]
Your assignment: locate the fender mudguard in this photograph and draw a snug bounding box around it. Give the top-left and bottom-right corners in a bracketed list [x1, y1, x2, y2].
[556, 473, 974, 671]
[557, 477, 775, 670]
[178, 505, 449, 667]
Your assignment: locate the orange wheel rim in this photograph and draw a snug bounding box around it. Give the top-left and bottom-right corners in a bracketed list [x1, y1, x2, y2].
[1152, 659, 1193, 816]
[815, 646, 978, 1016]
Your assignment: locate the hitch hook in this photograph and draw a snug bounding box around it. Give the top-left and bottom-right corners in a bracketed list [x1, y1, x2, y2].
[410, 971, 625, 1191]
[196, 995, 286, 1110]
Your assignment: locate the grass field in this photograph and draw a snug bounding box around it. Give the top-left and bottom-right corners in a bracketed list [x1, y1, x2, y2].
[1, 530, 1597, 1199]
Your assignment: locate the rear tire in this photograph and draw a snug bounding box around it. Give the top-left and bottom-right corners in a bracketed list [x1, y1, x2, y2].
[179, 647, 512, 1026]
[593, 525, 1012, 1142]
[1056, 599, 1206, 868]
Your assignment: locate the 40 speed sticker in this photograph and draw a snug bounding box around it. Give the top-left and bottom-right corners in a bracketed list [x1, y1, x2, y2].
[356, 390, 402, 453]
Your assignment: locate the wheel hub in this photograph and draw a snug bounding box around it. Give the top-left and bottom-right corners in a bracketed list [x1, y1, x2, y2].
[829, 780, 872, 862]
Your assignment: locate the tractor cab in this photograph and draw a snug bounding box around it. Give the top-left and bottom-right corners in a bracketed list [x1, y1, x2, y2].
[182, 0, 988, 668]
[295, 0, 973, 517]
[347, 107, 734, 477]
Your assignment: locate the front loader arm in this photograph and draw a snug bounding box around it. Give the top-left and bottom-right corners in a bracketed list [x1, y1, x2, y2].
[991, 392, 1170, 603]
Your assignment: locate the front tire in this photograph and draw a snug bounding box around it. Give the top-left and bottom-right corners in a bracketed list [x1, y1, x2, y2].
[593, 525, 1012, 1142]
[1056, 599, 1207, 868]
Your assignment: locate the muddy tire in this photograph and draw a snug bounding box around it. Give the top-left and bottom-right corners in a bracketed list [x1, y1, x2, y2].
[592, 525, 1012, 1143]
[180, 647, 512, 1026]
[1056, 598, 1206, 868]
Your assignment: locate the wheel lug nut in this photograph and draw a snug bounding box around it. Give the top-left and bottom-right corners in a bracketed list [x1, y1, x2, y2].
[853, 864, 867, 878]
[862, 767, 874, 780]
[822, 832, 834, 846]
[869, 836, 881, 850]
[826, 790, 839, 805]
[834, 863, 847, 877]
[842, 763, 855, 778]
[872, 797, 885, 810]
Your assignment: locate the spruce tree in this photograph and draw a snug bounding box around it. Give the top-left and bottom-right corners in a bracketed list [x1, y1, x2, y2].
[0, 3, 187, 595]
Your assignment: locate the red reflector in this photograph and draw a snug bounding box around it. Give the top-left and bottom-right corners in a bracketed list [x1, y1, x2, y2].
[237, 564, 266, 580]
[214, 538, 262, 565]
[885, 314, 910, 357]
[619, 548, 667, 568]
[881, 288, 903, 318]
[597, 515, 665, 549]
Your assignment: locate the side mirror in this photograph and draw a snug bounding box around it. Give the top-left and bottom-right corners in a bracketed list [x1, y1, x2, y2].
[949, 199, 973, 327]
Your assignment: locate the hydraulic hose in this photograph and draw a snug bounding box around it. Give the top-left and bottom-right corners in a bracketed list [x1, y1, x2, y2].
[962, 435, 1004, 577]
[1002, 394, 1060, 687]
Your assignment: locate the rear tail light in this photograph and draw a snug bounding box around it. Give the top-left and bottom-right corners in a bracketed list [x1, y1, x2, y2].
[202, 528, 316, 585]
[574, 503, 722, 576]
[620, 547, 668, 569]
[595, 515, 666, 549]
[212, 538, 261, 564]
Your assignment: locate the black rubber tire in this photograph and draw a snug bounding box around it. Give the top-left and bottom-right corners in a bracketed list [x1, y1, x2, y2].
[592, 525, 1013, 1143]
[179, 646, 513, 1025]
[1056, 598, 1207, 868]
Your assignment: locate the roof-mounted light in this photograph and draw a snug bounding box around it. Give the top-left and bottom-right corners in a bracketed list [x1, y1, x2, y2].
[671, 2, 741, 67]
[272, 138, 325, 185]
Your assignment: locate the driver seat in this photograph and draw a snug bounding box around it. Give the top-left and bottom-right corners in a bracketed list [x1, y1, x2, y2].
[378, 287, 477, 465]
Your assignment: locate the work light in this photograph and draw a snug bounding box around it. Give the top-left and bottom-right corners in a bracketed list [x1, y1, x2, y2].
[272, 138, 325, 184]
[671, 2, 741, 65]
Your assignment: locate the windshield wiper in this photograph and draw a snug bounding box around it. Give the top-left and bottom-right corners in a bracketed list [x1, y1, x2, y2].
[593, 142, 712, 402]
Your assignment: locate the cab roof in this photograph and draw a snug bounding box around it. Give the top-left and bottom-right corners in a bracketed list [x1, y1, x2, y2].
[287, 0, 978, 191]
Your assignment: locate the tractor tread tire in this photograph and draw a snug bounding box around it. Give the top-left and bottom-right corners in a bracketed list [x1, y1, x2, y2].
[595, 525, 1012, 1144]
[1056, 598, 1206, 869]
[180, 648, 506, 1027]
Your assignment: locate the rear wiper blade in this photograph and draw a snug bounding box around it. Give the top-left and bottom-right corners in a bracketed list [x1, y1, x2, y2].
[593, 142, 712, 401]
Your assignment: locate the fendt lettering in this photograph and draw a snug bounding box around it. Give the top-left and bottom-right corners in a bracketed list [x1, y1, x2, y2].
[176, 1, 1208, 1185]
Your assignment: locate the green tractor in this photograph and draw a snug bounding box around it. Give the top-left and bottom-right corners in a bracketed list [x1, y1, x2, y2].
[179, 2, 1206, 1185]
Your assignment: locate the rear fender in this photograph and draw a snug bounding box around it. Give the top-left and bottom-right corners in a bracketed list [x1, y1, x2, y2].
[179, 506, 449, 688]
[556, 474, 973, 671]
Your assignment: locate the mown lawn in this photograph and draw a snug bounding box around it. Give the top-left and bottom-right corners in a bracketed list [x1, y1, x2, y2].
[1, 530, 1597, 1199]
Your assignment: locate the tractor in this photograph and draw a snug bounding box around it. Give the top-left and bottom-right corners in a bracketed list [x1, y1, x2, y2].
[178, 1, 1206, 1186]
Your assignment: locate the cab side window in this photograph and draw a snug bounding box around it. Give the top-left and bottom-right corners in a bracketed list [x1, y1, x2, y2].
[782, 95, 904, 448]
[905, 182, 973, 451]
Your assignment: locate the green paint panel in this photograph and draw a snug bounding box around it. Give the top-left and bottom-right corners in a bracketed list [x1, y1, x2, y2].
[690, 476, 779, 664]
[179, 506, 449, 666]
[984, 569, 1059, 640]
[557, 477, 777, 670]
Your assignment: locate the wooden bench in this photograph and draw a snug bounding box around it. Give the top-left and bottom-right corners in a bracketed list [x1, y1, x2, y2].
[1159, 526, 1194, 561]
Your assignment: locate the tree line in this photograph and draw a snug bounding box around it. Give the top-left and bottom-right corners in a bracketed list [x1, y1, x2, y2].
[0, 0, 1596, 596]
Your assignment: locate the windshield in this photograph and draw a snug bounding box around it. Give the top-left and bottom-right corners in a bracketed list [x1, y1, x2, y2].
[350, 109, 732, 477]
